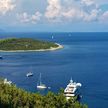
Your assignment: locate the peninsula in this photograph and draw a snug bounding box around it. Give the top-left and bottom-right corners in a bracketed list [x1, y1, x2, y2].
[0, 38, 63, 52]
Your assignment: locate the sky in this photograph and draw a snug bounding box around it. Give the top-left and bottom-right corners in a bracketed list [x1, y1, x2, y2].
[0, 0, 108, 32]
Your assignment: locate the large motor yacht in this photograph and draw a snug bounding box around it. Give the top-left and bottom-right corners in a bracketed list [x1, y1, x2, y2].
[64, 78, 82, 100]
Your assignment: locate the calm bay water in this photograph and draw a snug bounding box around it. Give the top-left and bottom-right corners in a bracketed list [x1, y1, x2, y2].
[0, 32, 108, 108]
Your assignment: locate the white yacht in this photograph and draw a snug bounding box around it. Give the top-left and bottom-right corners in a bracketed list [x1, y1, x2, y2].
[26, 72, 33, 77]
[64, 78, 82, 100]
[37, 73, 47, 89]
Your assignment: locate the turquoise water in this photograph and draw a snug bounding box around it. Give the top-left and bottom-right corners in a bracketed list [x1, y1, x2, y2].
[0, 32, 108, 108]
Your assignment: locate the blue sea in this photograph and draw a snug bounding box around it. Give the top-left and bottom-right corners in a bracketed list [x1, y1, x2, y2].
[0, 32, 108, 108]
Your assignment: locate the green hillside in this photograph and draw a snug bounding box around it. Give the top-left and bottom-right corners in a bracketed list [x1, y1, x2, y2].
[0, 38, 59, 51]
[0, 79, 88, 108]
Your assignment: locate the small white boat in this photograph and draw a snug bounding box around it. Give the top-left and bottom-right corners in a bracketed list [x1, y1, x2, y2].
[69, 34, 71, 37]
[37, 84, 47, 89]
[26, 72, 33, 77]
[52, 35, 54, 39]
[26, 66, 33, 77]
[37, 73, 47, 89]
[48, 87, 51, 89]
[4, 78, 12, 85]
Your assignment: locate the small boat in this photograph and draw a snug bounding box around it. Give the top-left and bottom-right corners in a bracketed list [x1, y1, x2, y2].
[37, 73, 47, 89]
[26, 66, 33, 77]
[48, 87, 51, 89]
[26, 72, 33, 77]
[0, 56, 3, 59]
[52, 35, 54, 39]
[69, 34, 71, 37]
[4, 78, 12, 85]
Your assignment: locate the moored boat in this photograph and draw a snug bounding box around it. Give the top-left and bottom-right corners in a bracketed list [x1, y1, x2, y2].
[26, 72, 33, 77]
[64, 78, 82, 100]
[4, 78, 12, 85]
[0, 56, 3, 59]
[37, 73, 47, 89]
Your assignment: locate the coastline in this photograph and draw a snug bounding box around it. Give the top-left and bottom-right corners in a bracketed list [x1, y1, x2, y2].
[0, 43, 63, 52]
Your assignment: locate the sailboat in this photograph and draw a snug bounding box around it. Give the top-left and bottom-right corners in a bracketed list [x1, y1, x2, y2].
[37, 73, 47, 89]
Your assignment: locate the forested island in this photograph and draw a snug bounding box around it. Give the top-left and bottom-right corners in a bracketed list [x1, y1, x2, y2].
[0, 38, 63, 52]
[0, 79, 88, 108]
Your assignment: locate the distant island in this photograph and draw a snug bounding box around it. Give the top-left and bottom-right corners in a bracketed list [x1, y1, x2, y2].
[0, 38, 63, 52]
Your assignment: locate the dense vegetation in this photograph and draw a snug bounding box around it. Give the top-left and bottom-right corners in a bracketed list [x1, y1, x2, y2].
[0, 79, 88, 108]
[0, 38, 59, 51]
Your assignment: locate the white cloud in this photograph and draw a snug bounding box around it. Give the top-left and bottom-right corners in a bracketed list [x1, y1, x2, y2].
[99, 11, 108, 22]
[44, 0, 101, 22]
[81, 0, 94, 6]
[84, 9, 100, 22]
[0, 0, 15, 15]
[62, 8, 85, 21]
[17, 12, 42, 24]
[45, 0, 61, 21]
[15, 0, 108, 24]
[0, 0, 107, 24]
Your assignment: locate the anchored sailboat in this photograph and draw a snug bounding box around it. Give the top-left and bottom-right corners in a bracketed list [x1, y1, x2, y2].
[37, 73, 47, 89]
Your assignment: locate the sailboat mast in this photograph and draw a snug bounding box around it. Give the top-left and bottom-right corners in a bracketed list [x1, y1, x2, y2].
[37, 73, 47, 89]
